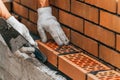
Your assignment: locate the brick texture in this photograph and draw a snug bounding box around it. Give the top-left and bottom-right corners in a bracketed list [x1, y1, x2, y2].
[99, 45, 120, 68]
[13, 2, 28, 18]
[58, 53, 110, 80]
[59, 10, 84, 33]
[85, 0, 116, 13]
[85, 21, 115, 48]
[36, 40, 59, 67]
[100, 10, 120, 33]
[59, 55, 86, 80]
[71, 0, 99, 23]
[71, 31, 98, 56]
[21, 0, 38, 10]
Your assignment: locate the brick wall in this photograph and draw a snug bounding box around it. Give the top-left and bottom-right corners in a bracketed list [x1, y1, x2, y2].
[13, 0, 38, 34]
[12, 0, 120, 69]
[50, 0, 120, 69]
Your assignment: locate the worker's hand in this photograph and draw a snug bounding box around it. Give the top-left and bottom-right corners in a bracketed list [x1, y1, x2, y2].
[37, 7, 69, 46]
[15, 47, 35, 59]
[6, 16, 37, 46]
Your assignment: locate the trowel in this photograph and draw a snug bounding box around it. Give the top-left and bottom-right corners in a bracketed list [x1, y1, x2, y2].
[0, 17, 47, 63]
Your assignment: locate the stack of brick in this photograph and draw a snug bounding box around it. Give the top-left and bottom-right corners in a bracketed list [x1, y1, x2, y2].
[12, 0, 120, 80]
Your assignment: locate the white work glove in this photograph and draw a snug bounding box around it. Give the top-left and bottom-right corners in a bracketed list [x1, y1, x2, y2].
[6, 16, 37, 59]
[37, 7, 69, 46]
[6, 16, 37, 46]
[15, 47, 35, 59]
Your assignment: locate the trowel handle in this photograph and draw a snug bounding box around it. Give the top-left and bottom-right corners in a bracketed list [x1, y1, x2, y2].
[33, 47, 47, 63]
[24, 43, 47, 63]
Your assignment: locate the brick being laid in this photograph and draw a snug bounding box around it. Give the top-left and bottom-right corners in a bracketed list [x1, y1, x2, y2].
[58, 53, 111, 80]
[36, 40, 80, 67]
[36, 40, 112, 80]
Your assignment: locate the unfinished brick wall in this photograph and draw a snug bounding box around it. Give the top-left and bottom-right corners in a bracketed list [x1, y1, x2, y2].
[12, 0, 120, 76]
[50, 0, 120, 69]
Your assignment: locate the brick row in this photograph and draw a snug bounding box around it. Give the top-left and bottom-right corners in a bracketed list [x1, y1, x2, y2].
[12, 0, 120, 71]
[36, 40, 81, 67]
[36, 40, 119, 80]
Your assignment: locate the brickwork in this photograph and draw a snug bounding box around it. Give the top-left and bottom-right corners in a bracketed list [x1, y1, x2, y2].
[13, 0, 38, 34]
[49, 0, 120, 69]
[12, 0, 120, 79]
[36, 40, 120, 80]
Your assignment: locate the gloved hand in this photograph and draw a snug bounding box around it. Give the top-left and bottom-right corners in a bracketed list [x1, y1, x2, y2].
[6, 16, 37, 59]
[37, 7, 69, 46]
[15, 47, 35, 59]
[6, 16, 37, 46]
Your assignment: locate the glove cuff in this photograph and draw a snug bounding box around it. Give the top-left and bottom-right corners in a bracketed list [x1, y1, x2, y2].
[37, 7, 52, 16]
[6, 16, 20, 29]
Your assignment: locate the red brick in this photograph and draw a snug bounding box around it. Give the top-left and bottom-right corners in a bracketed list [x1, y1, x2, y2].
[85, 21, 115, 48]
[71, 1, 99, 23]
[21, 18, 38, 34]
[116, 34, 120, 51]
[59, 55, 86, 80]
[85, 0, 116, 13]
[29, 10, 38, 24]
[36, 40, 59, 67]
[59, 10, 84, 33]
[58, 53, 110, 80]
[13, 2, 28, 18]
[100, 10, 120, 33]
[50, 0, 70, 11]
[99, 45, 120, 68]
[21, 0, 37, 10]
[71, 31, 98, 56]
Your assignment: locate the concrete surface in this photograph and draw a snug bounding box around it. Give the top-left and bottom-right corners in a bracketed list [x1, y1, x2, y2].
[0, 35, 66, 80]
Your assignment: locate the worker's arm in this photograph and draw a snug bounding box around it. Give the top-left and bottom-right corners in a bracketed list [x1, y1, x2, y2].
[0, 0, 11, 19]
[0, 0, 36, 46]
[38, 0, 49, 7]
[0, 0, 37, 59]
[37, 0, 69, 45]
